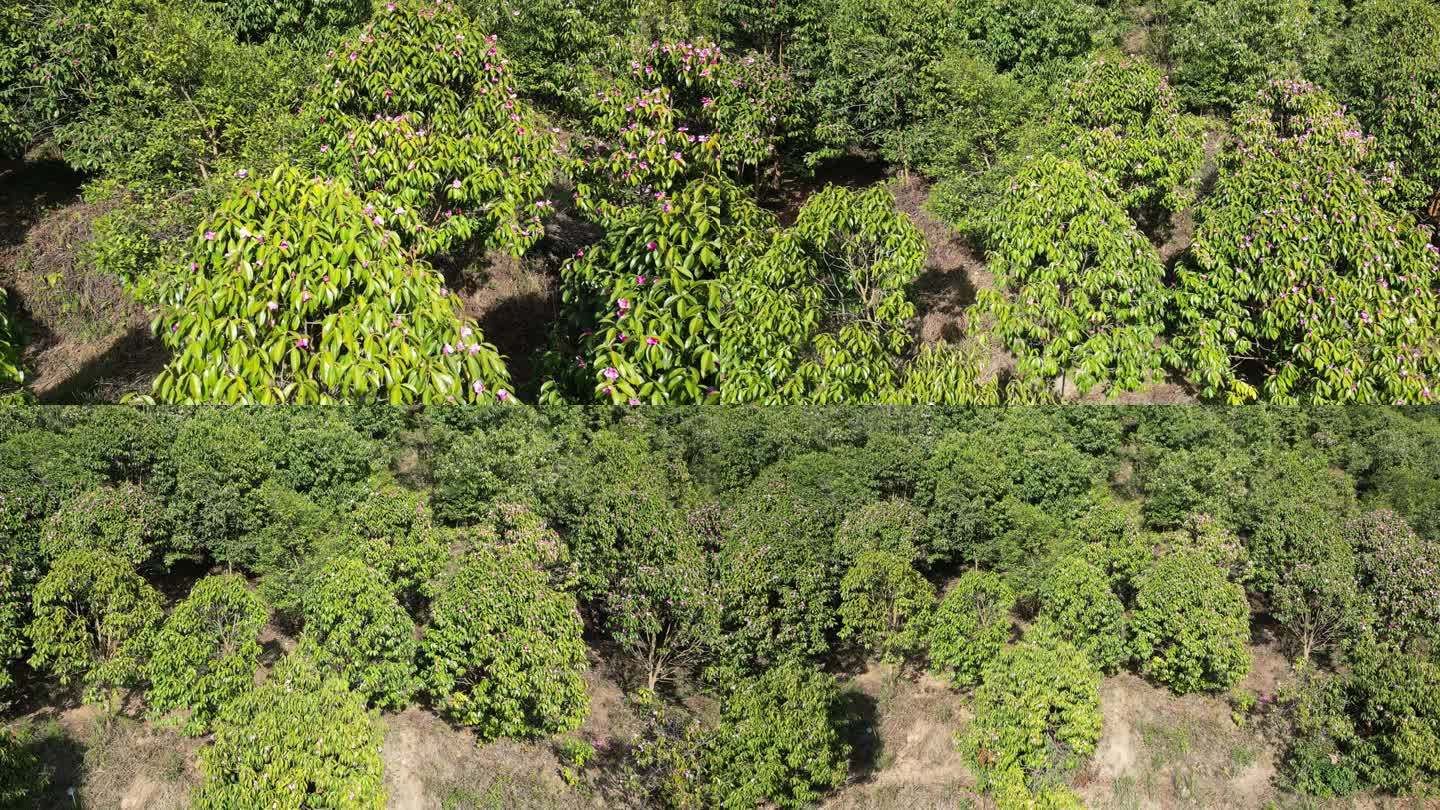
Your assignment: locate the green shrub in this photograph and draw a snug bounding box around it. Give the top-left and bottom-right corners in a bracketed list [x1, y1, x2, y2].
[164, 412, 278, 567]
[346, 481, 447, 611]
[837, 550, 935, 664]
[974, 155, 1171, 395]
[545, 178, 773, 404]
[1163, 0, 1338, 111]
[302, 557, 418, 711]
[928, 570, 1014, 689]
[194, 649, 386, 809]
[422, 547, 589, 740]
[1171, 79, 1440, 403]
[1324, 0, 1440, 220]
[0, 288, 19, 388]
[1130, 550, 1251, 693]
[145, 168, 516, 404]
[27, 549, 163, 706]
[835, 499, 927, 565]
[1344, 510, 1440, 653]
[0, 728, 45, 810]
[207, 0, 369, 43]
[317, 0, 566, 258]
[722, 185, 928, 403]
[703, 663, 851, 809]
[952, 0, 1102, 74]
[961, 638, 1103, 792]
[1037, 556, 1128, 672]
[147, 574, 267, 735]
[39, 484, 162, 570]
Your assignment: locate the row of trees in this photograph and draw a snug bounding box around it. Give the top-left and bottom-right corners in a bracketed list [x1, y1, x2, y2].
[2, 405, 1438, 806]
[1, 0, 1435, 405]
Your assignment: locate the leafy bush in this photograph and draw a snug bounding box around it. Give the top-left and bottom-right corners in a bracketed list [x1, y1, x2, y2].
[722, 185, 928, 403]
[0, 728, 45, 810]
[1268, 537, 1370, 663]
[713, 482, 839, 675]
[422, 547, 589, 740]
[1054, 52, 1205, 222]
[961, 637, 1103, 793]
[546, 177, 774, 404]
[164, 412, 278, 567]
[1163, 0, 1338, 111]
[345, 481, 448, 611]
[0, 555, 26, 703]
[1171, 79, 1440, 403]
[602, 512, 719, 691]
[302, 557, 419, 710]
[837, 550, 935, 664]
[1344, 510, 1440, 653]
[146, 167, 516, 404]
[317, 0, 566, 258]
[703, 663, 851, 809]
[951, 0, 1102, 74]
[1130, 550, 1251, 693]
[0, 288, 20, 387]
[975, 155, 1171, 395]
[27, 549, 163, 705]
[1037, 556, 1127, 672]
[39, 484, 162, 570]
[429, 408, 564, 523]
[835, 499, 927, 565]
[146, 574, 267, 735]
[928, 570, 1015, 689]
[206, 0, 369, 43]
[193, 649, 386, 809]
[1325, 0, 1440, 220]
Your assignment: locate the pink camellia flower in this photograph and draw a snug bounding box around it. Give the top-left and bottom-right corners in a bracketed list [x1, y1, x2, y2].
[451, 179, 462, 189]
[646, 336, 659, 346]
[472, 380, 486, 395]
[461, 326, 473, 337]
[618, 333, 629, 343]
[301, 291, 313, 303]
[602, 366, 620, 380]
[267, 301, 279, 311]
[279, 240, 290, 250]
[636, 275, 647, 285]
[575, 249, 585, 258]
[497, 390, 510, 401]
[296, 337, 310, 348]
[646, 241, 658, 251]
[204, 231, 217, 241]
[348, 52, 359, 62]
[235, 169, 248, 179]
[468, 343, 482, 354]
[618, 298, 631, 311]
[443, 343, 454, 354]
[701, 96, 714, 107]
[629, 398, 641, 406]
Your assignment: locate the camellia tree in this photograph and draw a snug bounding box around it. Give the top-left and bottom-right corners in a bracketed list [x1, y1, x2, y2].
[602, 518, 720, 692]
[975, 155, 1172, 396]
[193, 648, 386, 810]
[317, 0, 567, 258]
[146, 574, 267, 735]
[145, 167, 515, 404]
[1036, 555, 1128, 672]
[344, 480, 448, 612]
[26, 549, 164, 709]
[1054, 52, 1205, 224]
[837, 550, 935, 665]
[0, 728, 45, 810]
[928, 570, 1015, 689]
[544, 177, 775, 404]
[960, 637, 1103, 801]
[422, 547, 589, 740]
[1325, 0, 1440, 222]
[39, 484, 161, 570]
[1172, 79, 1440, 404]
[721, 184, 928, 403]
[702, 663, 852, 809]
[1130, 550, 1251, 693]
[1343, 510, 1440, 653]
[0, 550, 26, 703]
[0, 289, 19, 388]
[301, 556, 419, 711]
[206, 0, 370, 43]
